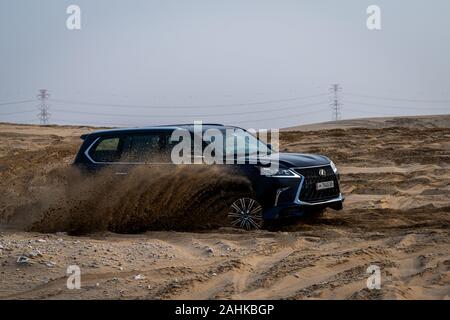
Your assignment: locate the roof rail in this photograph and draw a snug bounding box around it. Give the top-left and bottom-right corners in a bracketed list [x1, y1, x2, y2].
[155, 123, 225, 127]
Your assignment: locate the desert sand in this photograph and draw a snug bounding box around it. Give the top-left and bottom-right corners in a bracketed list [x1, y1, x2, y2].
[0, 116, 449, 300]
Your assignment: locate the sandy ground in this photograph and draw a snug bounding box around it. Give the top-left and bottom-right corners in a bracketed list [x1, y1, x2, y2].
[0, 116, 449, 300]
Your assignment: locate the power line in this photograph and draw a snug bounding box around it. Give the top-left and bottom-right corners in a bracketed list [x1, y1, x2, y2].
[0, 99, 35, 107]
[51, 93, 329, 109]
[0, 119, 39, 125]
[51, 101, 329, 118]
[52, 108, 329, 127]
[345, 100, 450, 110]
[0, 109, 38, 116]
[51, 118, 128, 127]
[59, 85, 327, 100]
[4, 88, 450, 128]
[235, 109, 329, 124]
[37, 89, 50, 125]
[344, 108, 405, 116]
[345, 92, 450, 104]
[344, 107, 450, 116]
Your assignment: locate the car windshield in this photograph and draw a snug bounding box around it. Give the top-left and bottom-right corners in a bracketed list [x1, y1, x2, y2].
[221, 128, 272, 157]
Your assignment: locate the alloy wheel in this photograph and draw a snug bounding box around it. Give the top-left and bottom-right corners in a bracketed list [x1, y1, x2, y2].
[228, 198, 263, 230]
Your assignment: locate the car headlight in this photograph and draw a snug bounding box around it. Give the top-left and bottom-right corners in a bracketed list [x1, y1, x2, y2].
[330, 160, 338, 174]
[260, 167, 299, 177]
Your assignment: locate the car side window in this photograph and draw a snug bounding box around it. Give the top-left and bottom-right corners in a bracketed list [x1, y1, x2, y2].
[122, 132, 175, 163]
[90, 137, 124, 162]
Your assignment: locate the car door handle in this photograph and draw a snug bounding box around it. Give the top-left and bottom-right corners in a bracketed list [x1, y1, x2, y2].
[115, 172, 128, 175]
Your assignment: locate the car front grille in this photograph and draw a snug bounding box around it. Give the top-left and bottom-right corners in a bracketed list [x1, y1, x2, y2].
[293, 165, 340, 203]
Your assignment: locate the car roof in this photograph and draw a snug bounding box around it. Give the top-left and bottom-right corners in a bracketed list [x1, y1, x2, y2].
[83, 124, 244, 139]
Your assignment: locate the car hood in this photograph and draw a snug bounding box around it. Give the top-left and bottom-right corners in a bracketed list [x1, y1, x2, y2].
[277, 153, 330, 168]
[249, 152, 330, 168]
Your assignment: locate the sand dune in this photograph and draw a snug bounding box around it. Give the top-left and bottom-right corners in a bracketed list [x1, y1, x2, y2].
[0, 116, 449, 300]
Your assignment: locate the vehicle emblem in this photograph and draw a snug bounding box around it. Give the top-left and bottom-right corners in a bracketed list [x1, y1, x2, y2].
[319, 169, 326, 176]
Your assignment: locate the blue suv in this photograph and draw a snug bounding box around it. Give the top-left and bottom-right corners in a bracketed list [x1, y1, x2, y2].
[73, 124, 344, 230]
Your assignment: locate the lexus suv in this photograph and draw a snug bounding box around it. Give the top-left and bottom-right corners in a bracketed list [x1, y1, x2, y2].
[73, 124, 344, 230]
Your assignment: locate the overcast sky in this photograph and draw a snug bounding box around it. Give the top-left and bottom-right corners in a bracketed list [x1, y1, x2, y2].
[1, 0, 449, 128]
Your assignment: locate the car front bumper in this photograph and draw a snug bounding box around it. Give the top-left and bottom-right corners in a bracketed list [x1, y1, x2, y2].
[259, 170, 344, 220]
[262, 193, 345, 220]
